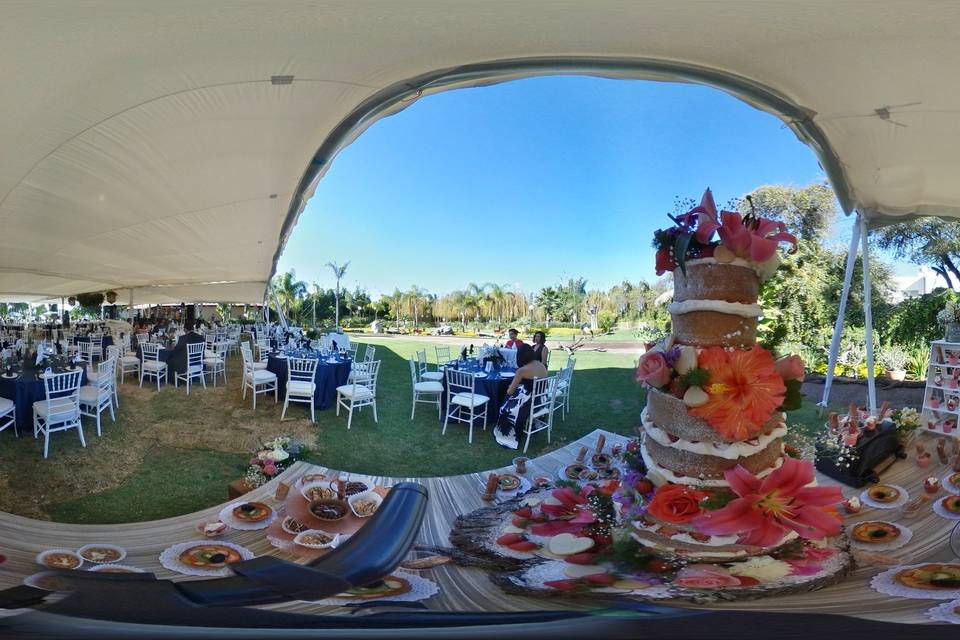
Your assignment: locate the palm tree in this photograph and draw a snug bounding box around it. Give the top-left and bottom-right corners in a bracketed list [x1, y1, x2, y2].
[325, 260, 350, 328]
[309, 281, 323, 327]
[465, 282, 488, 323]
[272, 270, 307, 323]
[387, 288, 404, 328]
[449, 290, 468, 329]
[486, 283, 509, 325]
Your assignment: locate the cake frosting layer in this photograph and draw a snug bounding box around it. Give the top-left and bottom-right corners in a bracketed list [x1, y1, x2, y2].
[673, 261, 760, 304]
[641, 407, 787, 459]
[671, 310, 757, 348]
[667, 299, 762, 318]
[645, 387, 784, 444]
[632, 521, 799, 562]
[640, 440, 784, 488]
[643, 432, 784, 479]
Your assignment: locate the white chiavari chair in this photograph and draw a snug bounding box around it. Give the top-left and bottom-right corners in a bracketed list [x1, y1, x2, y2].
[79, 357, 115, 436]
[175, 342, 207, 394]
[336, 360, 380, 430]
[442, 368, 489, 443]
[33, 369, 84, 458]
[281, 357, 318, 422]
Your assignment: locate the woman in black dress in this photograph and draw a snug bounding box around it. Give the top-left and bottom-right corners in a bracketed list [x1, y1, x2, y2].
[494, 344, 548, 449]
[531, 331, 549, 365]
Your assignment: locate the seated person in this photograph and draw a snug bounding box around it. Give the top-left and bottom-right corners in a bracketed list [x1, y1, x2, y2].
[494, 344, 548, 450]
[504, 328, 523, 349]
[167, 319, 205, 376]
[531, 330, 549, 364]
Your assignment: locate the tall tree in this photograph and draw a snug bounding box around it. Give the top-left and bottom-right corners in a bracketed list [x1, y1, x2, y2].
[325, 260, 350, 328]
[486, 283, 509, 324]
[387, 289, 405, 328]
[272, 270, 307, 322]
[872, 217, 960, 288]
[465, 282, 488, 322]
[406, 285, 429, 329]
[736, 182, 838, 241]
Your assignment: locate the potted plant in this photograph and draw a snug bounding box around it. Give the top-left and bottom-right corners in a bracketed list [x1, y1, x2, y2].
[67, 296, 77, 306]
[879, 345, 908, 381]
[105, 290, 118, 304]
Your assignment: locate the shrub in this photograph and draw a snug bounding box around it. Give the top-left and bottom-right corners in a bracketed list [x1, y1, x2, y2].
[597, 310, 617, 334]
[878, 344, 908, 371]
[884, 289, 956, 346]
[906, 342, 930, 380]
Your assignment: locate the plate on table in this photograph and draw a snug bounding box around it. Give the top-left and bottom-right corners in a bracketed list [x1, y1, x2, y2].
[473, 372, 488, 379]
[159, 541, 254, 577]
[218, 501, 276, 530]
[498, 370, 516, 379]
[1, 373, 16, 379]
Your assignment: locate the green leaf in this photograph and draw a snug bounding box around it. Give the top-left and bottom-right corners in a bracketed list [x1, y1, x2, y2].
[680, 367, 710, 388]
[777, 378, 803, 412]
[674, 232, 693, 277]
[699, 488, 736, 511]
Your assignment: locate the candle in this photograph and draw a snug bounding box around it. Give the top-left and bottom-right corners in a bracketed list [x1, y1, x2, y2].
[828, 413, 839, 432]
[938, 439, 950, 464]
[274, 481, 290, 501]
[596, 435, 606, 454]
[482, 473, 499, 501]
[513, 457, 528, 474]
[576, 446, 588, 462]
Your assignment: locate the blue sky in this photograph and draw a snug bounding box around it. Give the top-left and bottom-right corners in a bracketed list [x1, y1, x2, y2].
[277, 76, 850, 299]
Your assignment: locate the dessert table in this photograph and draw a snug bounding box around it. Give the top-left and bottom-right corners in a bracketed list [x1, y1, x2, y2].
[266, 353, 351, 410]
[0, 361, 89, 430]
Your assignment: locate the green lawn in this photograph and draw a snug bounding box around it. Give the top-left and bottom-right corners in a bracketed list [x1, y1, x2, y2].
[0, 336, 831, 524]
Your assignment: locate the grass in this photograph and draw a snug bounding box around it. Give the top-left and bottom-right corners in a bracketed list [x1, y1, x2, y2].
[0, 335, 835, 524]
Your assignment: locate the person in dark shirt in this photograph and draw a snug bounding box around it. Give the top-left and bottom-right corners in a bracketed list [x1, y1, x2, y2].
[167, 319, 205, 376]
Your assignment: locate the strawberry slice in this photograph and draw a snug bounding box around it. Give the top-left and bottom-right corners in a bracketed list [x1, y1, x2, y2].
[511, 517, 529, 528]
[735, 576, 760, 587]
[507, 540, 540, 552]
[544, 579, 580, 591]
[496, 533, 525, 546]
[513, 506, 533, 518]
[564, 552, 596, 565]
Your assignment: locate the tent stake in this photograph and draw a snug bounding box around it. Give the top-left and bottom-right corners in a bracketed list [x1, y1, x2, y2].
[821, 214, 862, 410]
[861, 214, 877, 414]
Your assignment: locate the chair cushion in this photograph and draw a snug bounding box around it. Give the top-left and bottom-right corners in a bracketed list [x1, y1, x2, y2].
[420, 371, 443, 381]
[336, 384, 374, 400]
[451, 393, 489, 408]
[121, 355, 140, 365]
[414, 381, 443, 393]
[78, 385, 108, 405]
[203, 357, 223, 366]
[246, 370, 277, 383]
[0, 396, 13, 415]
[142, 360, 166, 371]
[87, 371, 99, 383]
[33, 399, 80, 421]
[287, 380, 316, 395]
[252, 361, 268, 370]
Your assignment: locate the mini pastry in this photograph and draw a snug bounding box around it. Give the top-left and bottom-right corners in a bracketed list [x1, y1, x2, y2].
[942, 494, 960, 514]
[894, 564, 960, 590]
[39, 551, 82, 570]
[178, 544, 242, 569]
[281, 516, 307, 534]
[309, 499, 348, 521]
[842, 496, 862, 514]
[867, 485, 900, 503]
[232, 502, 272, 522]
[591, 453, 612, 469]
[564, 464, 586, 480]
[852, 521, 901, 543]
[925, 477, 941, 494]
[498, 474, 521, 491]
[78, 546, 123, 564]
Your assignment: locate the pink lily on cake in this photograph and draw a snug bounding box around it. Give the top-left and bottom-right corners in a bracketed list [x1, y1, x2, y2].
[531, 486, 597, 536]
[691, 457, 843, 547]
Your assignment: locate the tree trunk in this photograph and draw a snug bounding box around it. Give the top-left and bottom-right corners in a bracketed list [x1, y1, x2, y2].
[942, 253, 960, 285]
[934, 266, 954, 289]
[334, 286, 340, 328]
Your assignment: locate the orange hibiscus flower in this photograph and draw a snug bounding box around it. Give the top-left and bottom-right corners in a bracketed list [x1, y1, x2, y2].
[689, 346, 786, 441]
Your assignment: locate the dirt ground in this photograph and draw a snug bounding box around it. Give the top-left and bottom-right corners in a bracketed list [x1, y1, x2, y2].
[801, 379, 924, 410]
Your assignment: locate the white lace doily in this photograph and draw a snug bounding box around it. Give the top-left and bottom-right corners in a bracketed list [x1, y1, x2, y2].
[860, 485, 909, 509]
[517, 559, 673, 599]
[306, 571, 438, 605]
[158, 540, 255, 577]
[218, 502, 277, 530]
[871, 563, 960, 600]
[927, 599, 960, 624]
[480, 476, 533, 502]
[944, 473, 960, 496]
[849, 521, 914, 551]
[933, 497, 960, 520]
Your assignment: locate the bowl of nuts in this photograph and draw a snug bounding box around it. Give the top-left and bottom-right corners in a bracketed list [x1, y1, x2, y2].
[348, 490, 382, 518]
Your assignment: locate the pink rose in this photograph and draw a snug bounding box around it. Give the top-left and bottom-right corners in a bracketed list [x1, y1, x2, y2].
[263, 463, 277, 476]
[635, 351, 672, 388]
[249, 457, 260, 466]
[774, 355, 805, 382]
[672, 564, 741, 589]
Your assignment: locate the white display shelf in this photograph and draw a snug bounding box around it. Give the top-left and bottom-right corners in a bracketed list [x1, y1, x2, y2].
[921, 341, 960, 434]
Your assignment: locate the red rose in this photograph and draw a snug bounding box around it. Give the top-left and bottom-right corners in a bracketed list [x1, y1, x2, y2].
[647, 484, 708, 524]
[635, 351, 672, 388]
[774, 354, 805, 382]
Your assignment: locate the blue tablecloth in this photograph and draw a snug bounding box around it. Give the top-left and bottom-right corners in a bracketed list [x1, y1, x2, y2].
[440, 359, 516, 425]
[0, 364, 89, 431]
[266, 354, 351, 409]
[136, 346, 176, 384]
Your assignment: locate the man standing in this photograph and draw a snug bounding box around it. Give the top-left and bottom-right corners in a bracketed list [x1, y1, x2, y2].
[167, 319, 205, 377]
[504, 328, 523, 349]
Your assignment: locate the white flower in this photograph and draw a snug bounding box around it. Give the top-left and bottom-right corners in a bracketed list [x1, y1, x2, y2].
[270, 448, 289, 462]
[726, 557, 792, 582]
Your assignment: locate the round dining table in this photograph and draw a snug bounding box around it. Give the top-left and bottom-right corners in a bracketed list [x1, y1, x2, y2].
[266, 352, 352, 410]
[439, 358, 517, 425]
[0, 360, 89, 431]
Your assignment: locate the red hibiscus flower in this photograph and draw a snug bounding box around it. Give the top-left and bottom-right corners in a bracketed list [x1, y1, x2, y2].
[692, 458, 843, 547]
[655, 249, 676, 276]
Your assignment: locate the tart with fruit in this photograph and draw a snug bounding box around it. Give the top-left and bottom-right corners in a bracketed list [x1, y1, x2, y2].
[340, 576, 411, 600]
[39, 550, 82, 570]
[894, 564, 960, 590]
[281, 516, 308, 535]
[867, 485, 901, 503]
[591, 452, 612, 469]
[78, 545, 124, 564]
[949, 472, 960, 488]
[178, 544, 243, 569]
[232, 501, 272, 522]
[498, 474, 522, 492]
[942, 494, 960, 514]
[563, 464, 586, 480]
[851, 521, 901, 544]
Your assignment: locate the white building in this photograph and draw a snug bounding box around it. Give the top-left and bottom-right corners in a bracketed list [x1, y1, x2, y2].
[888, 266, 956, 303]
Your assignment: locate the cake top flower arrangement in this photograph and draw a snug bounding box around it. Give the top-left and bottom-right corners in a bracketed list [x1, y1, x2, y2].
[653, 188, 797, 279]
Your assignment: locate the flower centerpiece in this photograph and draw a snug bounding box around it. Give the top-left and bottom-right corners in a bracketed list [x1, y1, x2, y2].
[938, 300, 960, 341]
[242, 436, 306, 488]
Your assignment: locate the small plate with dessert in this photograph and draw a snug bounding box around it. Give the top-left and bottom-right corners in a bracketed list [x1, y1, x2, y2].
[944, 471, 960, 495]
[558, 463, 587, 481]
[850, 521, 912, 550]
[218, 501, 276, 530]
[481, 473, 531, 499]
[77, 544, 126, 564]
[23, 572, 73, 592]
[348, 490, 383, 518]
[196, 521, 229, 538]
[281, 516, 309, 535]
[309, 498, 349, 522]
[159, 540, 254, 577]
[36, 549, 83, 571]
[293, 529, 339, 549]
[934, 494, 960, 520]
[590, 452, 613, 469]
[860, 484, 909, 509]
[301, 482, 335, 502]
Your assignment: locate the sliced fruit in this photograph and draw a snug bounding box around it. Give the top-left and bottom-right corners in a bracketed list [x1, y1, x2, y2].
[496, 533, 525, 546]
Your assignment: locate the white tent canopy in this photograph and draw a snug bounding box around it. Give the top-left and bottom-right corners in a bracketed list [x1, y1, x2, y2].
[2, 1, 960, 304]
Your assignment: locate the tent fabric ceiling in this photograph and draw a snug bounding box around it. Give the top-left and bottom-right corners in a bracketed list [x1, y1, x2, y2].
[2, 1, 958, 303]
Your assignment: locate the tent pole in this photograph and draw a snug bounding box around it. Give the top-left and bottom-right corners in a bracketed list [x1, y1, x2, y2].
[821, 214, 862, 409]
[129, 289, 134, 334]
[861, 214, 877, 414]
